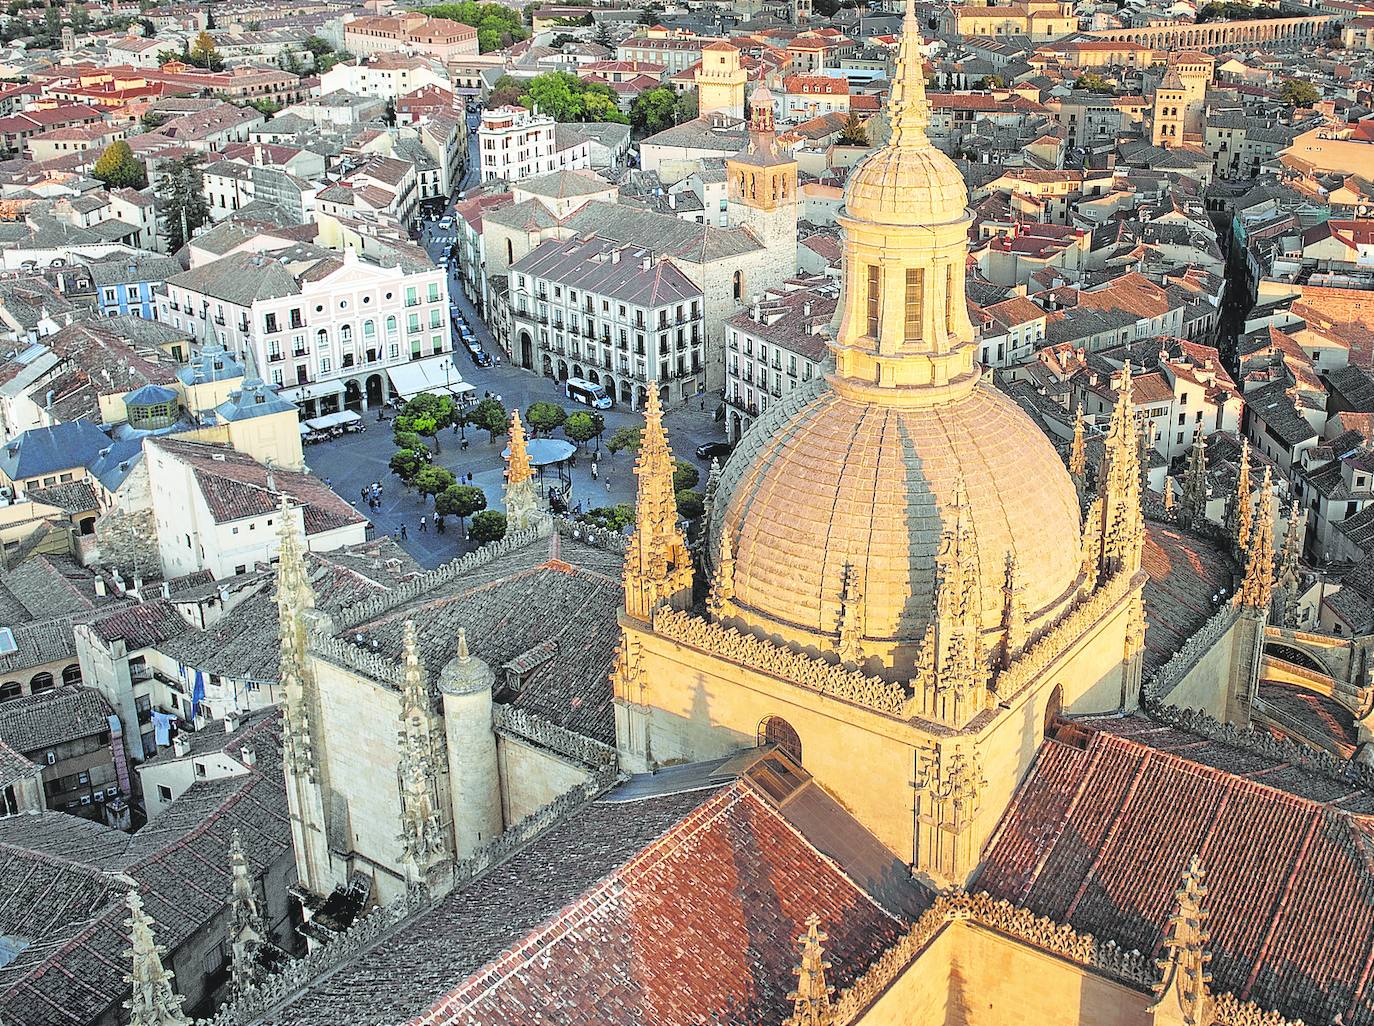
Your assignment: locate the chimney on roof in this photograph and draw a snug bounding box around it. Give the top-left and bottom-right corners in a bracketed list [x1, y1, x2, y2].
[171, 732, 190, 757]
[94, 576, 106, 597]
[611, 249, 621, 264]
[225, 709, 241, 734]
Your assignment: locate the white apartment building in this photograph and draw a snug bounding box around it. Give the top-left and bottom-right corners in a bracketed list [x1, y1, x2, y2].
[723, 286, 837, 441]
[319, 53, 451, 102]
[144, 436, 367, 581]
[477, 105, 591, 185]
[508, 235, 706, 408]
[157, 243, 451, 417]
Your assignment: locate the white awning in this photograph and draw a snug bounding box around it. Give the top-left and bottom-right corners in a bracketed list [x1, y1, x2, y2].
[387, 357, 476, 401]
[278, 379, 345, 403]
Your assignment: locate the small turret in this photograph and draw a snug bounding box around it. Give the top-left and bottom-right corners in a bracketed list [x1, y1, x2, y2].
[438, 629, 501, 859]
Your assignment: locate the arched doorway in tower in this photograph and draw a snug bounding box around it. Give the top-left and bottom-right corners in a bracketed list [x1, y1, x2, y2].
[519, 330, 533, 369]
[344, 380, 363, 411]
[365, 374, 384, 408]
[759, 716, 802, 764]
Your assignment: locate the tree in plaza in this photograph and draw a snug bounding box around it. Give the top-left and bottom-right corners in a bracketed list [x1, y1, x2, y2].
[1279, 79, 1320, 109]
[631, 87, 679, 135]
[675, 488, 704, 520]
[672, 459, 699, 493]
[469, 510, 507, 544]
[607, 425, 642, 455]
[583, 503, 634, 531]
[524, 401, 567, 437]
[156, 154, 210, 252]
[396, 391, 455, 452]
[837, 112, 869, 147]
[435, 483, 487, 535]
[389, 448, 427, 484]
[92, 141, 148, 189]
[393, 429, 424, 452]
[562, 410, 601, 451]
[469, 397, 508, 444]
[415, 466, 457, 502]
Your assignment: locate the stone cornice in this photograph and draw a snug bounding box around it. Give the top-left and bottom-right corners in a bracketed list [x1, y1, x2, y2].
[832, 890, 1302, 1026]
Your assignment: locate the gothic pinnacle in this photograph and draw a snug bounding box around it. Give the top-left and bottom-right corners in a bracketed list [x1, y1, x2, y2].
[784, 913, 835, 1026]
[125, 891, 190, 1026]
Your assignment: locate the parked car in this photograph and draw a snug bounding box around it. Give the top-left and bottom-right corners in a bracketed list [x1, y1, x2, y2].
[695, 440, 733, 462]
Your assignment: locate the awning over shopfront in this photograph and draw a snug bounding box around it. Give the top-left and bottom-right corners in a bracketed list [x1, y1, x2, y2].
[387, 357, 476, 402]
[278, 379, 345, 404]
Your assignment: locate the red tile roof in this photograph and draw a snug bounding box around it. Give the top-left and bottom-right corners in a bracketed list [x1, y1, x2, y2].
[980, 718, 1374, 1026]
[421, 781, 905, 1025]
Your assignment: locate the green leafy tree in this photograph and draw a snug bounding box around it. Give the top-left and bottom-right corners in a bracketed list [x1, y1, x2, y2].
[396, 391, 456, 452]
[435, 483, 487, 533]
[584, 503, 634, 531]
[389, 448, 426, 484]
[672, 459, 699, 493]
[582, 84, 628, 124]
[393, 429, 424, 452]
[631, 87, 678, 135]
[486, 74, 525, 109]
[521, 71, 583, 120]
[677, 89, 698, 121]
[189, 31, 223, 70]
[140, 110, 171, 131]
[415, 465, 457, 501]
[1076, 71, 1114, 94]
[607, 425, 642, 454]
[281, 48, 304, 75]
[562, 410, 601, 450]
[91, 141, 148, 189]
[422, 3, 529, 53]
[524, 400, 567, 436]
[837, 111, 868, 147]
[591, 20, 613, 47]
[1279, 79, 1320, 108]
[974, 74, 1006, 89]
[675, 488, 704, 520]
[470, 397, 508, 444]
[156, 154, 210, 252]
[469, 509, 507, 544]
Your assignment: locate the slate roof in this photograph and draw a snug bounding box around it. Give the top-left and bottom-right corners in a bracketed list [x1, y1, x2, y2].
[0, 421, 112, 481]
[0, 712, 291, 1026]
[564, 201, 763, 264]
[344, 534, 624, 744]
[164, 249, 303, 306]
[511, 236, 702, 308]
[979, 715, 1374, 1026]
[0, 686, 111, 753]
[264, 754, 913, 1026]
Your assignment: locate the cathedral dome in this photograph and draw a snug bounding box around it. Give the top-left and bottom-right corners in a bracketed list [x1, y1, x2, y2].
[708, 0, 1083, 679]
[711, 380, 1082, 676]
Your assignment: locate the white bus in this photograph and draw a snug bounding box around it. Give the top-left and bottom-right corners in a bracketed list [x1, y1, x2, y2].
[565, 377, 612, 410]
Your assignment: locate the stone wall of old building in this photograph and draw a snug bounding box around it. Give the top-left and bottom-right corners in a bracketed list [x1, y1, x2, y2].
[496, 734, 592, 825]
[1148, 602, 1243, 722]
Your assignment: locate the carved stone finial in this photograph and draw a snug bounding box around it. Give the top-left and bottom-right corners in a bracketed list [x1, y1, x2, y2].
[1149, 856, 1214, 1026]
[504, 409, 540, 532]
[397, 621, 448, 885]
[1240, 468, 1274, 611]
[708, 527, 735, 621]
[1180, 430, 1208, 529]
[125, 891, 190, 1026]
[228, 829, 266, 999]
[623, 388, 693, 620]
[1273, 498, 1302, 626]
[1001, 552, 1025, 670]
[914, 743, 986, 885]
[1229, 438, 1253, 557]
[784, 913, 835, 1026]
[457, 626, 470, 663]
[1069, 402, 1087, 502]
[836, 562, 865, 667]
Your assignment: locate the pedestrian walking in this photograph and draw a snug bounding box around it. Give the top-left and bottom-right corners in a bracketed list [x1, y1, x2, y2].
[360, 486, 368, 502]
[437, 516, 446, 535]
[591, 460, 598, 481]
[400, 524, 409, 540]
[420, 516, 428, 533]
[467, 472, 474, 484]
[605, 479, 611, 493]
